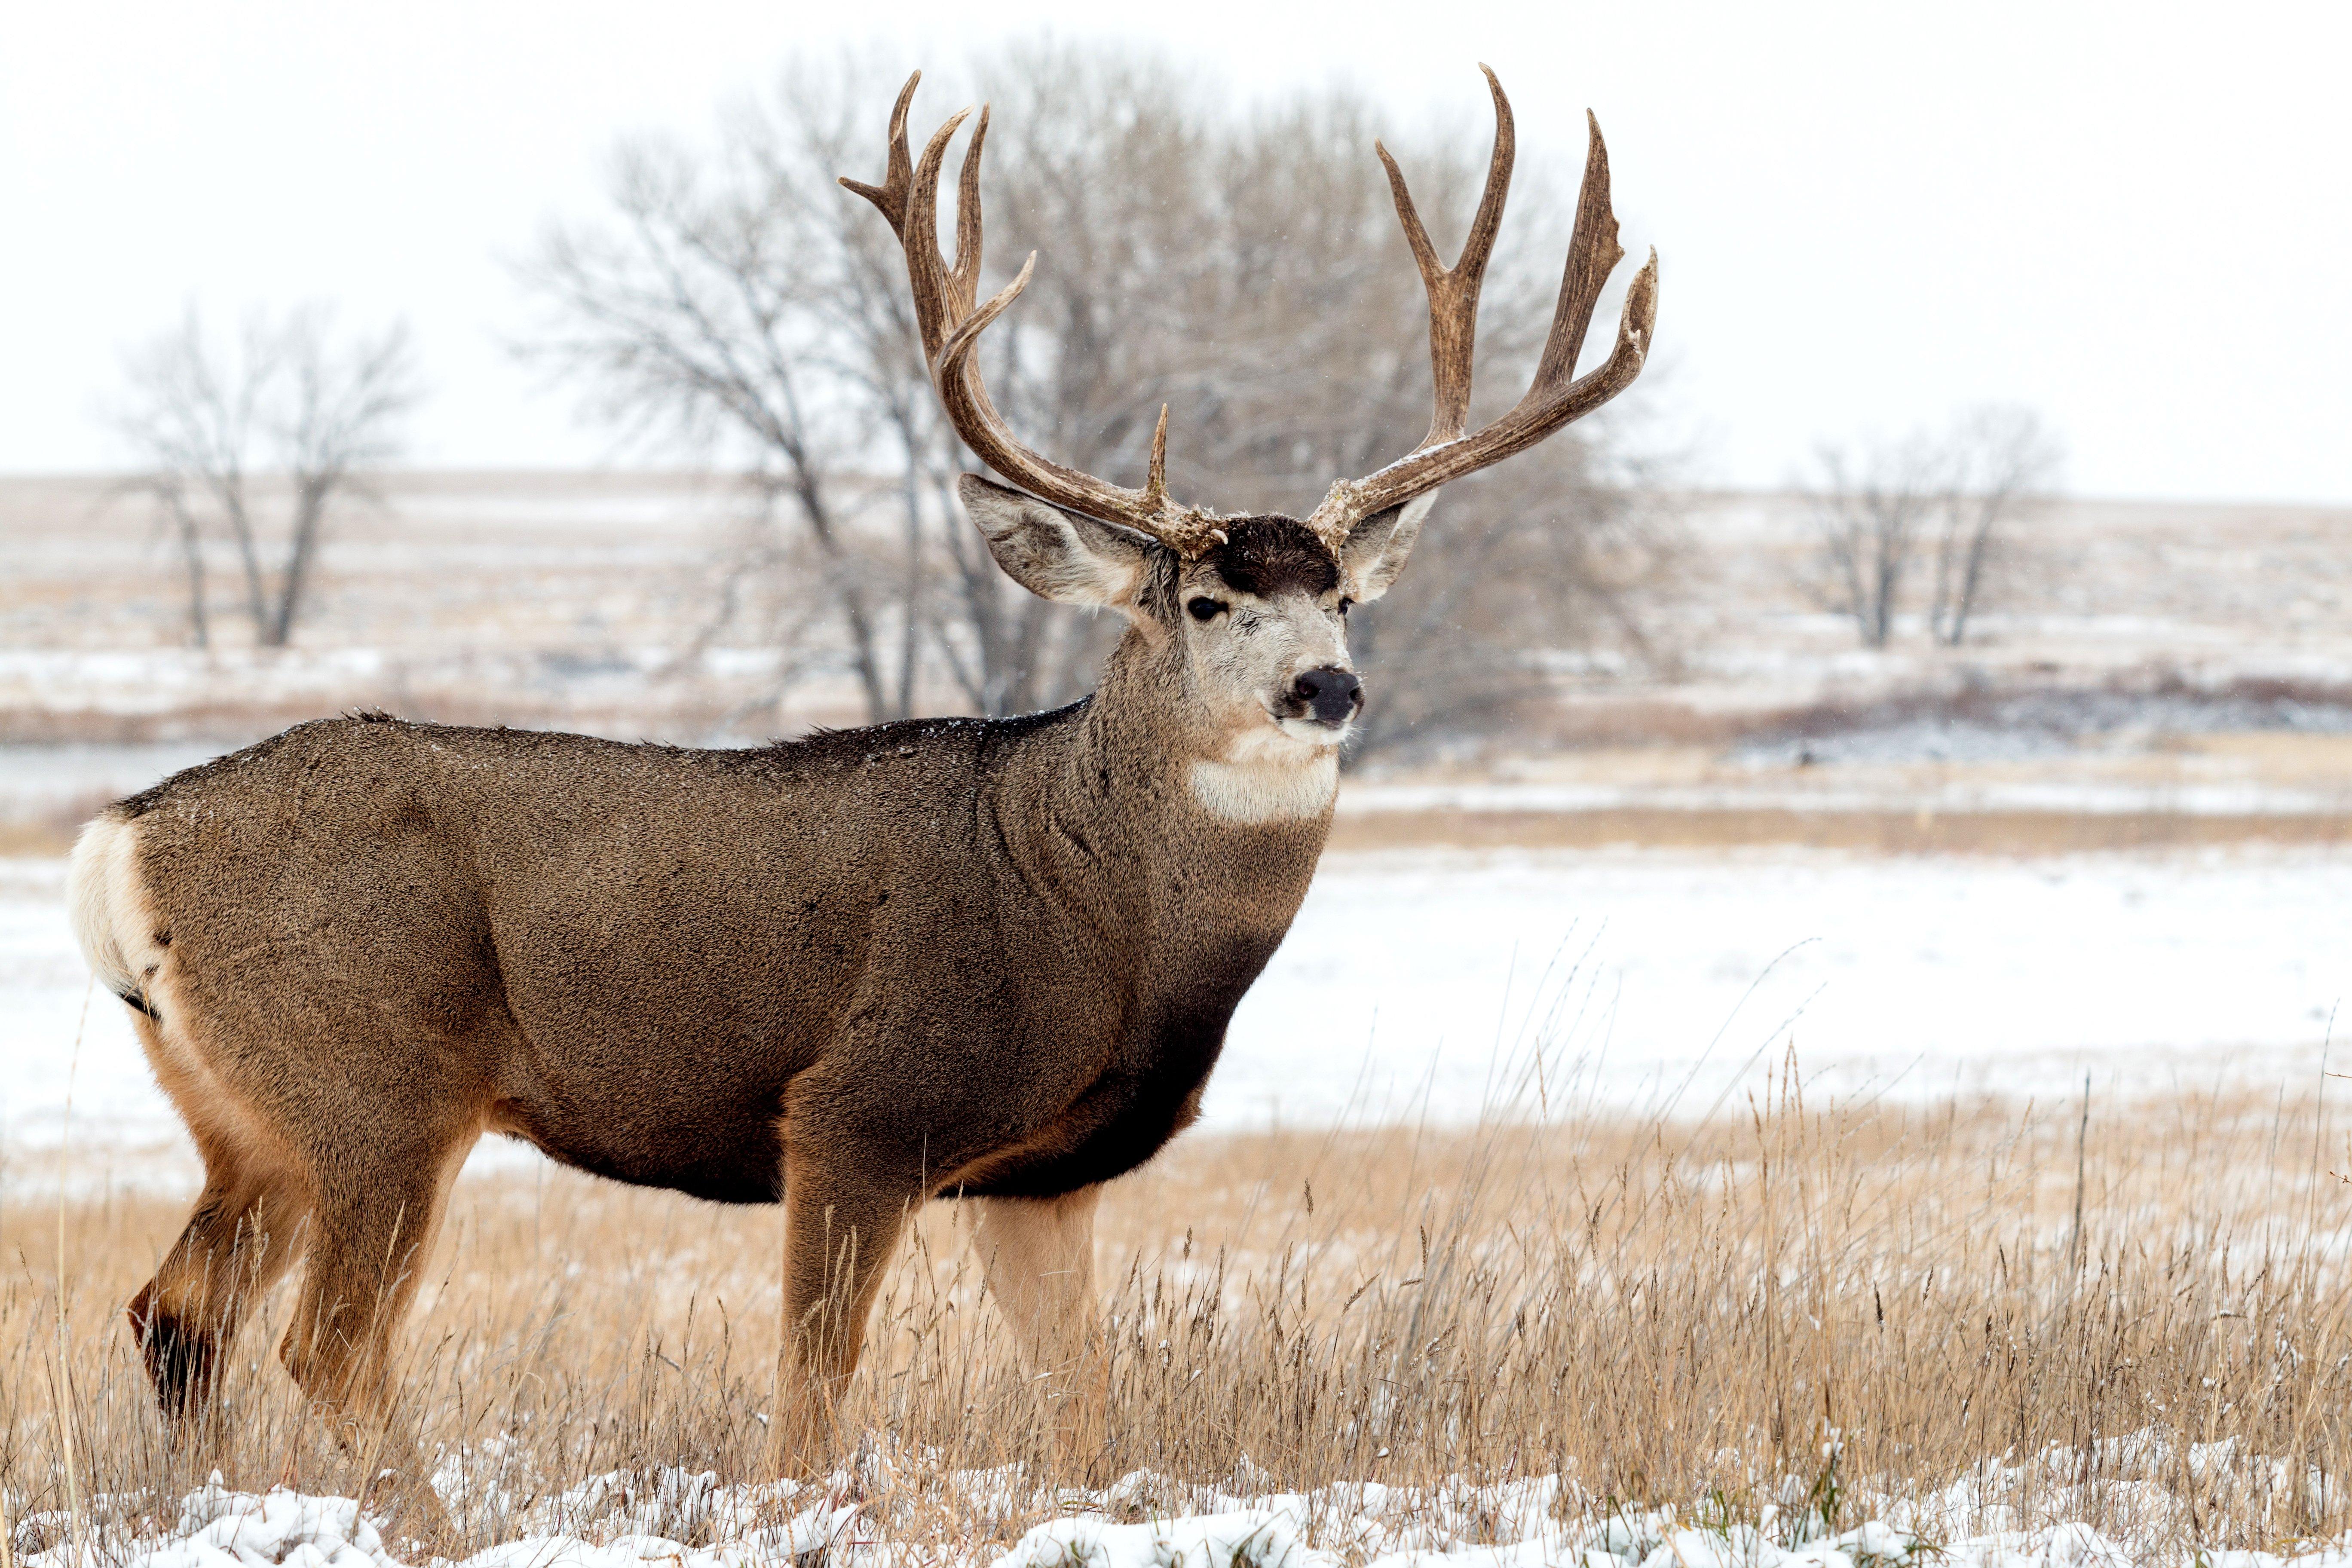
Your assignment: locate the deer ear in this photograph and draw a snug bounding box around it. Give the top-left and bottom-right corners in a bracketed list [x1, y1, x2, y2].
[1341, 492, 1438, 603]
[957, 473, 1154, 609]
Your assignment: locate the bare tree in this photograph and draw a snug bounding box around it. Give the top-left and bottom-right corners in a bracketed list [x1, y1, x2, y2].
[1804, 433, 1945, 649]
[514, 131, 911, 716]
[1347, 446, 1678, 754]
[116, 305, 420, 647]
[1806, 407, 2062, 650]
[1929, 404, 2062, 647]
[265, 310, 420, 645]
[520, 44, 1677, 741]
[116, 309, 276, 644]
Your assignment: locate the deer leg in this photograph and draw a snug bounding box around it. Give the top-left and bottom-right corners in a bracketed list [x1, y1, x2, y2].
[772, 1152, 912, 1477]
[967, 1186, 1106, 1471]
[128, 1144, 309, 1428]
[277, 1128, 473, 1535]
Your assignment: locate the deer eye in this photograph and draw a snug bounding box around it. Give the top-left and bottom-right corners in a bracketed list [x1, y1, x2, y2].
[1337, 596, 1354, 616]
[1187, 597, 1227, 622]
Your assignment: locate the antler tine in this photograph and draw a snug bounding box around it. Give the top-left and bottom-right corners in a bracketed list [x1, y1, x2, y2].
[848, 73, 1230, 556]
[1304, 72, 1659, 549]
[1375, 62, 1514, 447]
[1142, 404, 1170, 509]
[899, 105, 974, 363]
[951, 107, 989, 318]
[837, 70, 922, 239]
[840, 72, 974, 368]
[1530, 110, 1624, 395]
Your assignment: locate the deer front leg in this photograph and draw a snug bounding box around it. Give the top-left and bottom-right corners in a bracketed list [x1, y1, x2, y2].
[968, 1185, 1106, 1472]
[772, 1150, 912, 1477]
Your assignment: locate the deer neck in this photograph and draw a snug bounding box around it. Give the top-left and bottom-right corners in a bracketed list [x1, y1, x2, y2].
[1053, 626, 1339, 880]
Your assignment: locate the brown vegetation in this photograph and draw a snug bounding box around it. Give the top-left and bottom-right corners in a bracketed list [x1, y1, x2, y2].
[7, 1077, 2352, 1559]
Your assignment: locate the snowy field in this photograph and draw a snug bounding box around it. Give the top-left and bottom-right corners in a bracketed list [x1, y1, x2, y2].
[20, 1457, 2349, 1568]
[12, 478, 2352, 1566]
[7, 842, 2346, 1162]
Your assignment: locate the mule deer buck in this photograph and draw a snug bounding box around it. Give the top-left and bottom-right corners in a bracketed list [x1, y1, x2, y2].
[67, 66, 1655, 1483]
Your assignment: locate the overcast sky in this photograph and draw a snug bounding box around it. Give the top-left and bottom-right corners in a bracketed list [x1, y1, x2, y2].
[3, 1, 2345, 502]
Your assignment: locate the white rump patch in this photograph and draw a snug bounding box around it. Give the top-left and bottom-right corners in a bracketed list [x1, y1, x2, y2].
[1188, 752, 1339, 826]
[66, 812, 154, 1000]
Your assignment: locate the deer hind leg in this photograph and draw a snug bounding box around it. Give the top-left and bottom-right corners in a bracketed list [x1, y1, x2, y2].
[967, 1186, 1106, 1469]
[276, 1123, 475, 1521]
[772, 1149, 913, 1476]
[128, 1133, 309, 1427]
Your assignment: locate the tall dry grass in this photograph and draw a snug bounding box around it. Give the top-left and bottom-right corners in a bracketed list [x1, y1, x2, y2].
[5, 1067, 2351, 1559]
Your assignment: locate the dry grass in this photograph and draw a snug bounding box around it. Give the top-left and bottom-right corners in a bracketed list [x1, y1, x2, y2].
[6, 1073, 2352, 1561]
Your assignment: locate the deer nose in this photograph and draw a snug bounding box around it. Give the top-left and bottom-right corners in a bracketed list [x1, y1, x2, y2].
[1293, 667, 1363, 726]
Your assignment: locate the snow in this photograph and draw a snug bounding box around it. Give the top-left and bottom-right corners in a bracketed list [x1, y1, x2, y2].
[19, 1455, 2352, 1568]
[12, 1471, 846, 1568]
[1223, 843, 2352, 1124]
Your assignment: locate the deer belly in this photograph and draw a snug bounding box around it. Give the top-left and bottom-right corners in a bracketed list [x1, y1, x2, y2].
[952, 1010, 1229, 1200]
[488, 1022, 800, 1206]
[493, 1085, 789, 1205]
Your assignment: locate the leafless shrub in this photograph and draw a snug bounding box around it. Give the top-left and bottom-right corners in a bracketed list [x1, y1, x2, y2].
[1806, 406, 2062, 649]
[518, 45, 1678, 744]
[113, 306, 420, 648]
[1804, 434, 1944, 649]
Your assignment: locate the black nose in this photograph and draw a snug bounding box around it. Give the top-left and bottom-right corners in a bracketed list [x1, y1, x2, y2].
[1293, 667, 1363, 726]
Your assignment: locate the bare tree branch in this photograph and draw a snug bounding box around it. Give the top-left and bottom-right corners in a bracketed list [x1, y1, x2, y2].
[114, 304, 420, 648]
[1930, 404, 2064, 647]
[515, 43, 1678, 743]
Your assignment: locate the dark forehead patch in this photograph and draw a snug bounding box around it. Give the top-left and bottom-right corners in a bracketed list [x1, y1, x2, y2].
[1204, 516, 1339, 598]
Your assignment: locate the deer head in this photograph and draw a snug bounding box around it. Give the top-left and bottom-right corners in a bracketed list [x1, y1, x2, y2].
[842, 67, 1659, 757]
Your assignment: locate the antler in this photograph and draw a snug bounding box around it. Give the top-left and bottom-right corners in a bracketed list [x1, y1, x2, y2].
[842, 71, 1230, 556]
[1301, 67, 1660, 550]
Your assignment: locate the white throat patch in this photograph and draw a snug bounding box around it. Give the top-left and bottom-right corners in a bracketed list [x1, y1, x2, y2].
[1188, 745, 1340, 826]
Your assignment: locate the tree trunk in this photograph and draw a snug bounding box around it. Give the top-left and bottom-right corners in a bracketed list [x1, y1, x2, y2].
[1938, 496, 1999, 647]
[167, 493, 211, 650]
[895, 462, 923, 719]
[780, 470, 894, 723]
[212, 473, 271, 636]
[266, 475, 333, 647]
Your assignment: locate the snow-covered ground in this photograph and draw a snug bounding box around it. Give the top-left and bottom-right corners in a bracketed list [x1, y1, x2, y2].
[1237, 844, 2349, 1122]
[11, 480, 2352, 1567]
[15, 1449, 2347, 1568]
[7, 843, 2346, 1161]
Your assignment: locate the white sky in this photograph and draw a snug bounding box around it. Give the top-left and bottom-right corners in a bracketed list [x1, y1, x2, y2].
[3, 0, 2346, 503]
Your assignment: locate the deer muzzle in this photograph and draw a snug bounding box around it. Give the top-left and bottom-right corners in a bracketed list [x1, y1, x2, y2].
[1291, 668, 1364, 729]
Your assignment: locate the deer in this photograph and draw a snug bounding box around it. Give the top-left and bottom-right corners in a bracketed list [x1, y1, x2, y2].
[66, 64, 1655, 1494]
